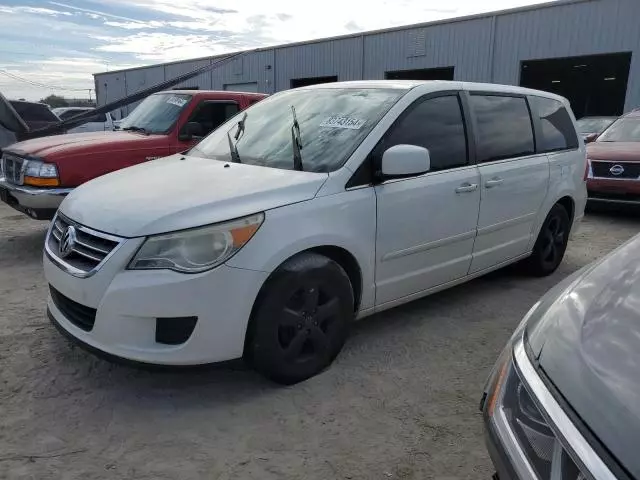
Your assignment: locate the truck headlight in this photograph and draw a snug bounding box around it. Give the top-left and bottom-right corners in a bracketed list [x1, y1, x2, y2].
[23, 159, 60, 187]
[129, 213, 264, 273]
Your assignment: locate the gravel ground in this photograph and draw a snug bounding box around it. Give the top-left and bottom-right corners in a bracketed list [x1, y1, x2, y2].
[1, 202, 638, 480]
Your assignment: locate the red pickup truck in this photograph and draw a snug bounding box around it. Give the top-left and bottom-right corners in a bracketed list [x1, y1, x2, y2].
[0, 89, 266, 219]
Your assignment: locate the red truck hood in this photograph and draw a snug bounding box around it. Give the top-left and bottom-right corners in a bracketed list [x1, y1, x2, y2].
[5, 131, 163, 159]
[587, 142, 640, 162]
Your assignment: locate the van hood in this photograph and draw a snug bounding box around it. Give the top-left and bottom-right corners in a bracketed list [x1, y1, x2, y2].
[60, 154, 328, 237]
[5, 131, 159, 159]
[587, 141, 640, 161]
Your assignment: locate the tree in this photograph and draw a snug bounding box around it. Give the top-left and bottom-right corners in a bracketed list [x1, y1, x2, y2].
[41, 95, 68, 108]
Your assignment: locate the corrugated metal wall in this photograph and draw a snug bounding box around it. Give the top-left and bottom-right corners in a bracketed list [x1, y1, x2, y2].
[492, 0, 640, 111]
[123, 65, 165, 114]
[363, 17, 494, 81]
[94, 0, 640, 112]
[164, 59, 212, 91]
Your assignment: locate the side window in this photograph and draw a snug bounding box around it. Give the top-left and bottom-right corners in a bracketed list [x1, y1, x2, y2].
[529, 96, 579, 152]
[470, 95, 535, 163]
[187, 101, 240, 137]
[383, 95, 468, 171]
[88, 113, 107, 123]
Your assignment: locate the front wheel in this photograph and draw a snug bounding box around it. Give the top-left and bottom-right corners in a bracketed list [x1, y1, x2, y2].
[524, 204, 570, 277]
[247, 253, 354, 385]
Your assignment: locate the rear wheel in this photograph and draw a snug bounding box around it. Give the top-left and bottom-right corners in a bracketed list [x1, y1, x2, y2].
[525, 204, 570, 276]
[247, 253, 354, 385]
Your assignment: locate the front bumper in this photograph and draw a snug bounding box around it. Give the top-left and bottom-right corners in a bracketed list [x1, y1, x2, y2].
[0, 176, 72, 219]
[44, 242, 269, 365]
[587, 178, 640, 206]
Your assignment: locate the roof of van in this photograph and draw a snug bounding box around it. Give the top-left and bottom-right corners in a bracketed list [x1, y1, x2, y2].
[297, 80, 569, 103]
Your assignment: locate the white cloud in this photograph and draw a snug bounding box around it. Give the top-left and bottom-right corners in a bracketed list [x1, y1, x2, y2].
[2, 0, 553, 100]
[104, 20, 163, 29]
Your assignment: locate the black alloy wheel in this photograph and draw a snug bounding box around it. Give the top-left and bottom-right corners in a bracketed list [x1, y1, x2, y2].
[248, 253, 354, 384]
[526, 204, 570, 276]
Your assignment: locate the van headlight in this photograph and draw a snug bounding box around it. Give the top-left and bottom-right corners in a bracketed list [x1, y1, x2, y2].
[129, 213, 264, 273]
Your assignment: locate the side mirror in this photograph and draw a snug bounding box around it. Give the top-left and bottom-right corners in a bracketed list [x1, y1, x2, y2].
[179, 121, 203, 141]
[584, 133, 598, 143]
[380, 144, 431, 179]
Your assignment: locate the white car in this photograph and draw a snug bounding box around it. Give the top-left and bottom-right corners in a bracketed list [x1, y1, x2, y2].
[44, 81, 587, 384]
[51, 107, 115, 133]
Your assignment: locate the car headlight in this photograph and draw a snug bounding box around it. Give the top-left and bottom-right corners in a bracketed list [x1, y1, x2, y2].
[129, 213, 264, 273]
[23, 159, 60, 187]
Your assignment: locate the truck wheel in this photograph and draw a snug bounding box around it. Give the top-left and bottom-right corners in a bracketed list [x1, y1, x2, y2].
[247, 252, 354, 385]
[525, 204, 570, 277]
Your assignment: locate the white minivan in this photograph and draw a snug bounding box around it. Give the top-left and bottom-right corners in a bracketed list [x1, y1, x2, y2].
[44, 81, 587, 384]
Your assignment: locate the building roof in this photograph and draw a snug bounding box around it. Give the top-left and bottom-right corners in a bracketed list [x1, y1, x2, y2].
[94, 0, 593, 76]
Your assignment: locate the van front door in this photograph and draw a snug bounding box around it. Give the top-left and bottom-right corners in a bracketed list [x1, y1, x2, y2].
[374, 94, 481, 308]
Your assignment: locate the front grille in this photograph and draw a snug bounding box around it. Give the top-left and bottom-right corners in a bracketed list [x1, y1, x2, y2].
[47, 214, 122, 276]
[1, 153, 25, 185]
[49, 285, 97, 331]
[591, 161, 640, 179]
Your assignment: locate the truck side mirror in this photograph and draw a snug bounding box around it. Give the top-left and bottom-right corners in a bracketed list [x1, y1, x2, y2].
[179, 122, 203, 141]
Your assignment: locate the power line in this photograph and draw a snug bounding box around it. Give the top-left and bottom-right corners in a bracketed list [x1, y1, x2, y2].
[0, 69, 92, 92]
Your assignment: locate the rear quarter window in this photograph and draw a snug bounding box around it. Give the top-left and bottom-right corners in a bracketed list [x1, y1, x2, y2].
[529, 96, 578, 153]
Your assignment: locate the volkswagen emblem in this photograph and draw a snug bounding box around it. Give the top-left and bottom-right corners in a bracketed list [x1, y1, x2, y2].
[610, 164, 625, 176]
[58, 226, 77, 259]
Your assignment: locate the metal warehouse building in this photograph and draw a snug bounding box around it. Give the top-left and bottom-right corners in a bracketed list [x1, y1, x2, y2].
[94, 0, 640, 119]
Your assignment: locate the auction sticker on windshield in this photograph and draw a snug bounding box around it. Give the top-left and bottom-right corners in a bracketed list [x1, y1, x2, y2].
[320, 115, 365, 130]
[166, 96, 188, 107]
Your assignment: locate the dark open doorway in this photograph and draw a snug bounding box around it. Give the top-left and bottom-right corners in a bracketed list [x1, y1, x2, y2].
[290, 76, 338, 88]
[385, 67, 455, 81]
[520, 53, 631, 118]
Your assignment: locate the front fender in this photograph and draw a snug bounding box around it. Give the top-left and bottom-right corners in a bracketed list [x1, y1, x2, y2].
[227, 189, 377, 311]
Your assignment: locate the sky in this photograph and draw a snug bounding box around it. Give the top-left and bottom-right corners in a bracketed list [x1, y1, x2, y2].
[0, 0, 554, 101]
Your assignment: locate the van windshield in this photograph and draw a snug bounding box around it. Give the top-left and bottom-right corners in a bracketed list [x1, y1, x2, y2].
[120, 93, 191, 134]
[189, 88, 404, 172]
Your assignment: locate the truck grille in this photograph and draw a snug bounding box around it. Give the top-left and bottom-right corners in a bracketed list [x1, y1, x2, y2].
[591, 161, 640, 179]
[1, 153, 25, 185]
[46, 214, 123, 277]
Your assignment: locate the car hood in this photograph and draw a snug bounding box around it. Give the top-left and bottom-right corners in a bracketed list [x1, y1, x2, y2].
[5, 131, 158, 159]
[59, 154, 328, 237]
[526, 234, 640, 478]
[587, 141, 640, 161]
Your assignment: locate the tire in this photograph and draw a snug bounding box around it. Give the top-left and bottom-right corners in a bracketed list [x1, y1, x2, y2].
[524, 204, 570, 277]
[247, 252, 354, 385]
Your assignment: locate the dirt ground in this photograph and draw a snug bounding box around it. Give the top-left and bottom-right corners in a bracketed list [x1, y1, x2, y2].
[0, 202, 638, 480]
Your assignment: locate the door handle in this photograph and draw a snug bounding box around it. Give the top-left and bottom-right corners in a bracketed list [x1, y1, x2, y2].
[455, 183, 478, 193]
[485, 177, 504, 188]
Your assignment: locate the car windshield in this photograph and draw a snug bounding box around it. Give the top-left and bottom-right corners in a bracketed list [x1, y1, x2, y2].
[189, 88, 404, 172]
[597, 117, 640, 142]
[576, 117, 615, 134]
[119, 93, 191, 134]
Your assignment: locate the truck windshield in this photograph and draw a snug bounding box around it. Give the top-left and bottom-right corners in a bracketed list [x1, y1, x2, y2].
[119, 93, 191, 134]
[597, 117, 640, 142]
[189, 88, 404, 173]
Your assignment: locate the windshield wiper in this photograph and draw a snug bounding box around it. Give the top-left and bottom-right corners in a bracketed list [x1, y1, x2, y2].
[122, 125, 148, 135]
[227, 132, 241, 163]
[226, 113, 248, 164]
[234, 112, 247, 140]
[290, 106, 303, 171]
